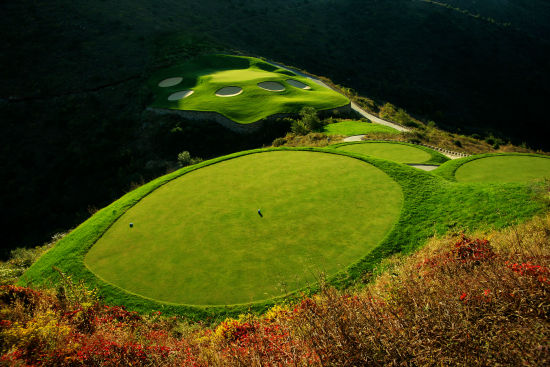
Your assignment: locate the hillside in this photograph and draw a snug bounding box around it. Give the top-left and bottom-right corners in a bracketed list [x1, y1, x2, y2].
[2, 0, 549, 141]
[1, 0, 549, 360]
[1, 0, 549, 256]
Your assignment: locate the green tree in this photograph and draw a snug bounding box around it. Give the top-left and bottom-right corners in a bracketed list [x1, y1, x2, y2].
[177, 151, 203, 167]
[291, 107, 322, 135]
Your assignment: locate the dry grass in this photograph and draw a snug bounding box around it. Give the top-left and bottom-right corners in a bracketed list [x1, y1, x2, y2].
[287, 215, 550, 366]
[403, 128, 545, 155]
[272, 132, 335, 147]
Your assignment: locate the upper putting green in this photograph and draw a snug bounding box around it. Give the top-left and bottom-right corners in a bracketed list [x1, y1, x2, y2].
[454, 155, 550, 183]
[84, 151, 403, 305]
[334, 141, 448, 165]
[149, 55, 350, 124]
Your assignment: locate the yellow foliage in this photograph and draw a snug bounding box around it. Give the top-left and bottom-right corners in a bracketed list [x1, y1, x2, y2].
[2, 310, 71, 350]
[263, 304, 291, 321]
[212, 318, 240, 342]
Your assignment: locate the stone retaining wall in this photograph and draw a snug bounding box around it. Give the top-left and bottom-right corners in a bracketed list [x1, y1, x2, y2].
[416, 142, 469, 158]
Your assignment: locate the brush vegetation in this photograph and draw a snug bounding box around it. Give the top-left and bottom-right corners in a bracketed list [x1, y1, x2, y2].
[3, 212, 549, 366]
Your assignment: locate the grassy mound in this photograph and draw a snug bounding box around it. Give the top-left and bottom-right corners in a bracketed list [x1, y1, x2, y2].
[323, 120, 399, 136]
[20, 148, 545, 319]
[85, 151, 403, 305]
[149, 55, 349, 124]
[331, 141, 449, 165]
[435, 153, 550, 182]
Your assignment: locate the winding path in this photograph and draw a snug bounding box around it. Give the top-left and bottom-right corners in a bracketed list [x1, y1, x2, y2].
[266, 60, 409, 132]
[266, 58, 468, 160]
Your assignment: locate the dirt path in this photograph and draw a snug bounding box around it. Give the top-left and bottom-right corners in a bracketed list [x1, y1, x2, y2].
[343, 135, 366, 142]
[350, 102, 409, 132]
[407, 164, 440, 171]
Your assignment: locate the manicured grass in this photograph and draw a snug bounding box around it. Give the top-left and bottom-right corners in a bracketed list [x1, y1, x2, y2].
[323, 120, 399, 136]
[149, 55, 349, 124]
[20, 148, 545, 321]
[331, 141, 449, 165]
[85, 151, 403, 305]
[434, 153, 550, 182]
[455, 155, 550, 183]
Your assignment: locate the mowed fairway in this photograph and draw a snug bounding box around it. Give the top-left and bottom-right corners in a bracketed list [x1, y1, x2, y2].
[455, 155, 550, 183]
[85, 151, 402, 305]
[150, 55, 349, 124]
[336, 142, 433, 164]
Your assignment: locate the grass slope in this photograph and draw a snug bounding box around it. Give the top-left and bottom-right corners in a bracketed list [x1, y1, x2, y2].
[20, 148, 546, 320]
[435, 153, 550, 182]
[331, 141, 449, 165]
[323, 120, 399, 136]
[149, 55, 349, 124]
[85, 151, 403, 305]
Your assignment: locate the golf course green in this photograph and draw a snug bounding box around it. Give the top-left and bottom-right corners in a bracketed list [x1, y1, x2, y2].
[84, 151, 403, 305]
[21, 147, 546, 318]
[454, 155, 550, 183]
[333, 141, 448, 165]
[150, 55, 349, 124]
[323, 120, 399, 136]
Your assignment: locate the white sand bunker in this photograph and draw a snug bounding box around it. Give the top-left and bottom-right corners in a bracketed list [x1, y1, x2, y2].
[257, 81, 286, 92]
[167, 90, 194, 101]
[215, 86, 243, 97]
[158, 77, 183, 88]
[286, 79, 311, 90]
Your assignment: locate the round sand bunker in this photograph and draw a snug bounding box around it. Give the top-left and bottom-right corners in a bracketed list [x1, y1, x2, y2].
[215, 86, 243, 97]
[158, 77, 183, 88]
[286, 79, 311, 90]
[257, 81, 285, 92]
[168, 90, 194, 101]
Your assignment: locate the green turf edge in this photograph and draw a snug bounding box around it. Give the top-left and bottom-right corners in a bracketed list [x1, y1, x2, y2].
[19, 148, 545, 322]
[433, 152, 550, 182]
[328, 140, 450, 165]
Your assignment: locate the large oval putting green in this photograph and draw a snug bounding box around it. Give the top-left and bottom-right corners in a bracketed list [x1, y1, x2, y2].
[335, 142, 434, 164]
[455, 155, 550, 183]
[85, 151, 403, 305]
